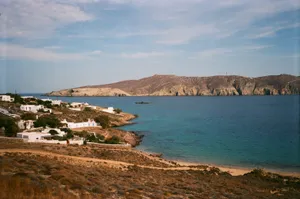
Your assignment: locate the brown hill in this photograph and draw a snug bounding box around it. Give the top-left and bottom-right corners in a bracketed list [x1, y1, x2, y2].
[47, 74, 300, 96]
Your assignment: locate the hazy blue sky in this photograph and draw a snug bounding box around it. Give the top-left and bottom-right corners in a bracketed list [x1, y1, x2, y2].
[0, 0, 299, 93]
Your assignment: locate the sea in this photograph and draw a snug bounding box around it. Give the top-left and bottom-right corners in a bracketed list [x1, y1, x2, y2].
[30, 94, 300, 172]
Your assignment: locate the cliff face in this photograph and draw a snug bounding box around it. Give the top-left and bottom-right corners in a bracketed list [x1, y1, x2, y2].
[47, 74, 300, 96]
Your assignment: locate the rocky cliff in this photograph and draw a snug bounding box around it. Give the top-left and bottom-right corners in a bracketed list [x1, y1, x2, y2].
[46, 74, 300, 96]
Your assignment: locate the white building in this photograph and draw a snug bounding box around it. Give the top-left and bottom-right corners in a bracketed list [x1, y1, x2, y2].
[18, 120, 35, 130]
[20, 105, 52, 113]
[69, 107, 82, 111]
[17, 132, 52, 141]
[21, 96, 35, 99]
[70, 102, 84, 108]
[86, 105, 97, 110]
[17, 132, 84, 145]
[41, 98, 62, 106]
[52, 100, 62, 106]
[61, 119, 98, 129]
[0, 95, 14, 102]
[101, 107, 115, 114]
[42, 128, 66, 137]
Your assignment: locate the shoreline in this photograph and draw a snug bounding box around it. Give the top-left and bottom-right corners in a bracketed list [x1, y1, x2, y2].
[136, 148, 300, 178]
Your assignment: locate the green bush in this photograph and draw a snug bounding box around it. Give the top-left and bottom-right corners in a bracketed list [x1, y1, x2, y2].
[37, 99, 52, 108]
[65, 131, 74, 139]
[6, 93, 24, 104]
[86, 134, 105, 143]
[49, 130, 58, 135]
[0, 116, 19, 137]
[94, 115, 110, 129]
[84, 107, 92, 112]
[34, 115, 61, 128]
[73, 130, 89, 138]
[105, 136, 120, 144]
[21, 113, 36, 120]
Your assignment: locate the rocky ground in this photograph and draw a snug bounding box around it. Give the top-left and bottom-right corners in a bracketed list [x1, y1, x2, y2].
[0, 138, 300, 199]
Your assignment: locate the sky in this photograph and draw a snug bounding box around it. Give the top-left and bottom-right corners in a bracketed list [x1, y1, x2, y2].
[0, 0, 299, 93]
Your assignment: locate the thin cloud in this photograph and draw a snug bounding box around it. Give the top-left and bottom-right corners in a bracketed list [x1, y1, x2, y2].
[43, 46, 62, 49]
[196, 45, 273, 57]
[249, 22, 300, 39]
[90, 50, 102, 55]
[0, 0, 94, 38]
[0, 43, 89, 61]
[121, 52, 166, 58]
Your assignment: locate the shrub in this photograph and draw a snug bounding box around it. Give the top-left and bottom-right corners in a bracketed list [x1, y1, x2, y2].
[94, 115, 110, 129]
[6, 93, 24, 104]
[86, 134, 104, 143]
[84, 107, 92, 112]
[49, 130, 58, 135]
[60, 128, 72, 133]
[73, 130, 89, 138]
[65, 131, 74, 139]
[37, 99, 52, 108]
[114, 108, 122, 114]
[0, 116, 19, 137]
[105, 135, 120, 144]
[34, 115, 61, 128]
[21, 113, 36, 120]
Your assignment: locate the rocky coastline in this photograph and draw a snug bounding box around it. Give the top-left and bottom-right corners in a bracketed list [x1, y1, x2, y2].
[46, 74, 300, 97]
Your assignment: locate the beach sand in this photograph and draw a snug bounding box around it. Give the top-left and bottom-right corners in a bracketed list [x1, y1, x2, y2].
[175, 160, 300, 177]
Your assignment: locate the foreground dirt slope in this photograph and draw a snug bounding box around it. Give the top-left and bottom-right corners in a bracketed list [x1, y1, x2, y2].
[0, 139, 300, 199]
[47, 74, 300, 96]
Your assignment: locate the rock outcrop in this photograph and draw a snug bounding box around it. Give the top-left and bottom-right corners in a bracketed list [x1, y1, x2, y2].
[46, 74, 300, 96]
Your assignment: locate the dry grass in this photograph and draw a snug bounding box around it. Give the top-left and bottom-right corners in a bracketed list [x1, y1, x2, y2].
[0, 139, 300, 198]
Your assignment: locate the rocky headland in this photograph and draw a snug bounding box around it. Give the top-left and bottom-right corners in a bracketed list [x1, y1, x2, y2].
[46, 74, 300, 97]
[46, 75, 300, 96]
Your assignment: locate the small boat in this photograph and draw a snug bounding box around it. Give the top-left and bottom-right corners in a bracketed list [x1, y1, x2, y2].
[135, 101, 150, 104]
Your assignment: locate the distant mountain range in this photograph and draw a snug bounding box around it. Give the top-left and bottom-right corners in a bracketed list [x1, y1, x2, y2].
[46, 74, 300, 96]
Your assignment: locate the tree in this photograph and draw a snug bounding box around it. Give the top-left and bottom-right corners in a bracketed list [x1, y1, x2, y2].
[6, 93, 24, 104]
[114, 108, 122, 114]
[94, 115, 110, 129]
[21, 113, 36, 120]
[84, 107, 92, 112]
[5, 125, 19, 137]
[0, 115, 19, 137]
[85, 133, 104, 143]
[65, 131, 74, 139]
[105, 136, 120, 144]
[49, 130, 58, 135]
[34, 115, 61, 128]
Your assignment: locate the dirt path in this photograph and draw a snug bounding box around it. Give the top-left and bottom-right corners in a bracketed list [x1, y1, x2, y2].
[0, 149, 204, 171]
[2, 149, 299, 177]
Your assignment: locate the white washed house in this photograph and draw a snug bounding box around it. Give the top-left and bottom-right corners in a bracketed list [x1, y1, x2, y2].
[61, 119, 98, 129]
[52, 100, 62, 106]
[17, 132, 52, 141]
[42, 128, 66, 137]
[41, 98, 62, 106]
[86, 105, 97, 110]
[18, 120, 35, 130]
[20, 105, 52, 113]
[21, 96, 35, 99]
[70, 102, 84, 108]
[17, 132, 84, 145]
[101, 107, 115, 114]
[0, 95, 14, 102]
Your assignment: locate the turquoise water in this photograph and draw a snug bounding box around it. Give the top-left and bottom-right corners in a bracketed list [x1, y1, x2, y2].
[32, 95, 300, 171]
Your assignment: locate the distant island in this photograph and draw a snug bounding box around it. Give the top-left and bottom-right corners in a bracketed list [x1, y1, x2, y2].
[46, 74, 300, 97]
